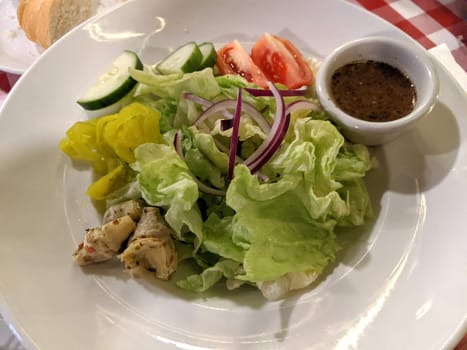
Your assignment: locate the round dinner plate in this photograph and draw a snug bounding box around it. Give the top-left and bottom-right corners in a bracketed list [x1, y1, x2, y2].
[0, 0, 466, 349]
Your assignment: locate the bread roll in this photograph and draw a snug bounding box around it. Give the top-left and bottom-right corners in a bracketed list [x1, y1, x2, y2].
[17, 0, 93, 48]
[18, 0, 42, 43]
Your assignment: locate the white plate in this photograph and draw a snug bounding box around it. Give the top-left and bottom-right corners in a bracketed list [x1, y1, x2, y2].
[0, 0, 130, 74]
[0, 0, 466, 349]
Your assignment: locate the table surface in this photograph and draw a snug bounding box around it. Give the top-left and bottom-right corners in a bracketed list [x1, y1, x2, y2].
[0, 1, 466, 349]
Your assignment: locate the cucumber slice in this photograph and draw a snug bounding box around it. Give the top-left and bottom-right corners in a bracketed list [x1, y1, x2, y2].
[156, 41, 202, 75]
[198, 42, 217, 69]
[77, 50, 143, 111]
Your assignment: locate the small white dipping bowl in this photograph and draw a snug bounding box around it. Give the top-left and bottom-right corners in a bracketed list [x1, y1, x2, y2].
[315, 36, 439, 146]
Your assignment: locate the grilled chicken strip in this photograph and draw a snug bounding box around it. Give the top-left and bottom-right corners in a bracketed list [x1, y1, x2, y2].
[74, 215, 137, 265]
[103, 199, 143, 224]
[129, 207, 173, 242]
[101, 215, 137, 251]
[74, 200, 143, 265]
[120, 207, 177, 280]
[73, 227, 113, 265]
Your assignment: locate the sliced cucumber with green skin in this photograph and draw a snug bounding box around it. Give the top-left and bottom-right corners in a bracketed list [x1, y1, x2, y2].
[77, 50, 143, 111]
[156, 41, 202, 75]
[198, 42, 217, 69]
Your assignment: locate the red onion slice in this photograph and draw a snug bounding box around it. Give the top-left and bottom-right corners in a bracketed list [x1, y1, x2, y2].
[220, 119, 233, 131]
[192, 99, 235, 125]
[245, 86, 307, 97]
[244, 82, 288, 173]
[213, 138, 242, 164]
[285, 99, 321, 114]
[182, 92, 214, 109]
[249, 113, 290, 174]
[228, 88, 242, 180]
[193, 177, 226, 197]
[173, 129, 183, 154]
[183, 93, 271, 133]
[214, 138, 269, 182]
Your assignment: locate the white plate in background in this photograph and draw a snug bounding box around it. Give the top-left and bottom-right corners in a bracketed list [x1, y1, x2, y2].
[0, 0, 130, 74]
[0, 0, 466, 349]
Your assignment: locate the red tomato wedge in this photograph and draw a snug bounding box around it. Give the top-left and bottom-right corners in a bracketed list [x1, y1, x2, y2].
[251, 33, 314, 89]
[216, 40, 269, 88]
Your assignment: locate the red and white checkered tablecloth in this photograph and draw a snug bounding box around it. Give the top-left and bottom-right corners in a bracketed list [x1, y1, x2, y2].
[349, 0, 466, 68]
[0, 1, 466, 350]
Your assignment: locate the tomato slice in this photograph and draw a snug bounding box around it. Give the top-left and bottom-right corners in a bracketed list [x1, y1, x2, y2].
[216, 40, 269, 88]
[251, 33, 314, 89]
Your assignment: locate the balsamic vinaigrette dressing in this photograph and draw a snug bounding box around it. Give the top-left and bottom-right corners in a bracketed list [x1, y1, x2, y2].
[330, 60, 416, 122]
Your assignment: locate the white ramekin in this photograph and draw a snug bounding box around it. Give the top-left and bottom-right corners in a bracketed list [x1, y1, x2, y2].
[315, 36, 439, 146]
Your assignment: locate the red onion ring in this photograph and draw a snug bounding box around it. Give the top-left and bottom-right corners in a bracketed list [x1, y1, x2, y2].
[228, 88, 242, 180]
[183, 93, 271, 133]
[244, 82, 288, 173]
[245, 86, 307, 97]
[285, 99, 320, 114]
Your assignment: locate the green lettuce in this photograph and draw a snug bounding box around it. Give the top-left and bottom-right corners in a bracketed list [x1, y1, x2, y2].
[181, 127, 227, 189]
[132, 142, 204, 247]
[226, 165, 338, 282]
[130, 67, 221, 101]
[176, 259, 240, 292]
[202, 214, 244, 263]
[178, 117, 372, 288]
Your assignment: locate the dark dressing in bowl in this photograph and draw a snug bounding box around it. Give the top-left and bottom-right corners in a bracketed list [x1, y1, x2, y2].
[330, 60, 416, 122]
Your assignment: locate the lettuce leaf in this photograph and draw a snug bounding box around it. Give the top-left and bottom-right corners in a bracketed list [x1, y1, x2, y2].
[132, 142, 204, 247]
[181, 128, 226, 189]
[191, 130, 229, 172]
[131, 67, 221, 101]
[202, 214, 245, 263]
[222, 118, 371, 283]
[227, 165, 338, 282]
[176, 259, 240, 293]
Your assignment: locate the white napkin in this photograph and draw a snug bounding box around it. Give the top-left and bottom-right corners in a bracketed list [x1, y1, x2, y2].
[429, 43, 467, 94]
